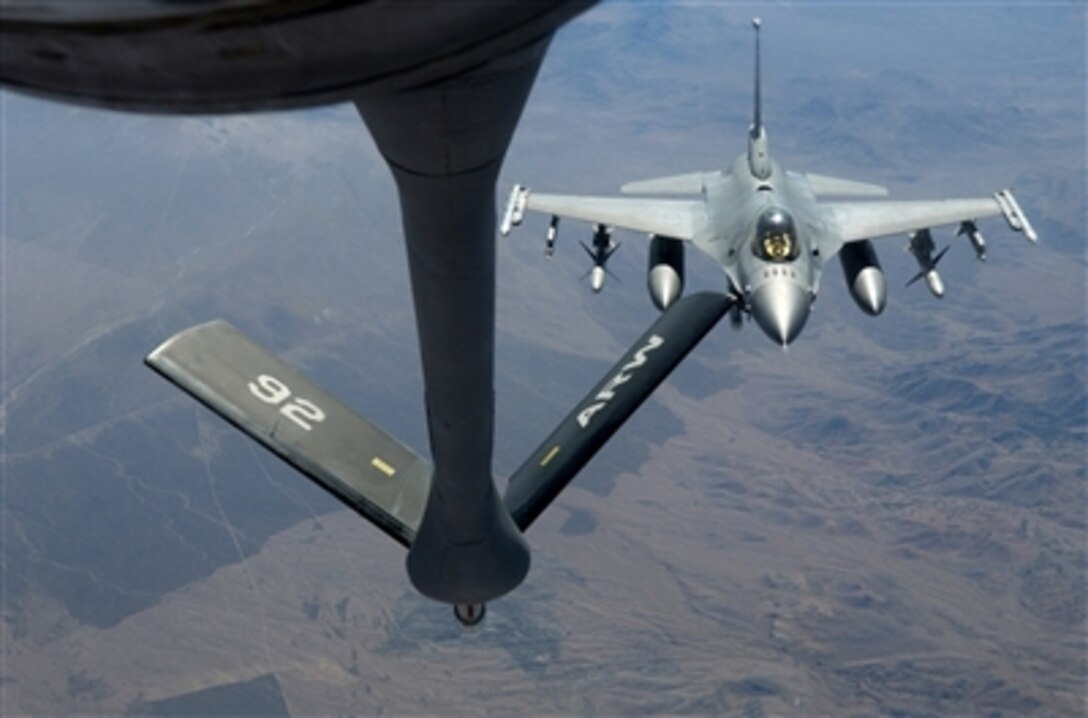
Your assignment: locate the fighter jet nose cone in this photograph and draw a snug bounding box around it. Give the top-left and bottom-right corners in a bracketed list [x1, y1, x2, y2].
[750, 280, 811, 347]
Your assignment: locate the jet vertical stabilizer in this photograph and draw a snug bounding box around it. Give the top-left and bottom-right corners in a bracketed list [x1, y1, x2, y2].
[747, 18, 771, 180]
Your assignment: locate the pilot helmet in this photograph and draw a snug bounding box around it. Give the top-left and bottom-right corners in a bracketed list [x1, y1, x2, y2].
[756, 207, 797, 261]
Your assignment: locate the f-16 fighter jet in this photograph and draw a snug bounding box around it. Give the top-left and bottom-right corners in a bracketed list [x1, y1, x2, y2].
[502, 18, 1036, 347]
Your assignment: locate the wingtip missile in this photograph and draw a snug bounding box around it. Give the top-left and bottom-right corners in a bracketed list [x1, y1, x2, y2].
[995, 189, 1038, 243]
[500, 184, 529, 236]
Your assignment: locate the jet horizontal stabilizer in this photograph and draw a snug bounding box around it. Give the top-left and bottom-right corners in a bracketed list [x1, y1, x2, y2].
[504, 292, 734, 530]
[146, 320, 430, 547]
[620, 171, 720, 196]
[793, 172, 889, 198]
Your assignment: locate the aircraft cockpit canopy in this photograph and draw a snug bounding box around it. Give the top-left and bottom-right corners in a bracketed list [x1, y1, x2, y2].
[754, 207, 798, 262]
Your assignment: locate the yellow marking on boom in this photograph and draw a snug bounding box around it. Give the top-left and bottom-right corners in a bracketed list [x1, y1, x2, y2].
[540, 445, 561, 467]
[371, 457, 396, 477]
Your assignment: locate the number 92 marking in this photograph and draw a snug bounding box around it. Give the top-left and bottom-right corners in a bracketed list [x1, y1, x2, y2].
[248, 374, 326, 431]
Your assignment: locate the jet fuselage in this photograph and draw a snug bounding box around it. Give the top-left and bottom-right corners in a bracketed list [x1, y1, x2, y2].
[697, 153, 826, 346]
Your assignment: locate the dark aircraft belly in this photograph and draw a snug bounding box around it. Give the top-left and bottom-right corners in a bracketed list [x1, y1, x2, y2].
[0, 0, 592, 113]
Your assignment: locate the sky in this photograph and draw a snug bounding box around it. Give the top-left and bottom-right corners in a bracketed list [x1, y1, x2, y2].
[2, 2, 1085, 715]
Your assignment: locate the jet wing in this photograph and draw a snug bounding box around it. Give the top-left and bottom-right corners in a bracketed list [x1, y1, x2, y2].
[824, 197, 1004, 244]
[523, 192, 706, 240]
[146, 320, 430, 547]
